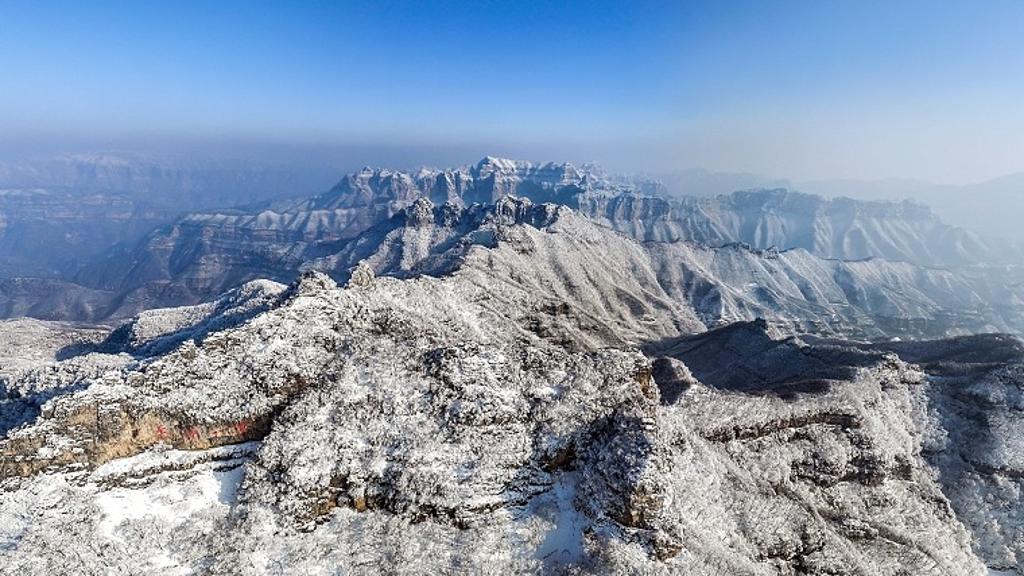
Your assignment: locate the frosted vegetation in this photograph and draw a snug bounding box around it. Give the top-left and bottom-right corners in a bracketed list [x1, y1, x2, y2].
[0, 209, 1018, 574]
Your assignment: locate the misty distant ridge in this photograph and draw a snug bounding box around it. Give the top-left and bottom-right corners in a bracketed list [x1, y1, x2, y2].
[0, 153, 1018, 283]
[2, 151, 1020, 243]
[0, 153, 336, 206]
[650, 167, 1024, 245]
[0, 154, 1018, 270]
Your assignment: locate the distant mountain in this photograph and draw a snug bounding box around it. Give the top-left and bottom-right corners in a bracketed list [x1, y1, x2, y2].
[793, 177, 938, 204]
[3, 158, 1021, 337]
[0, 154, 338, 280]
[577, 189, 1012, 267]
[656, 168, 791, 197]
[0, 154, 334, 209]
[916, 173, 1024, 244]
[54, 191, 1024, 338]
[0, 188, 166, 278]
[70, 157, 663, 303]
[3, 247, 1023, 573]
[309, 196, 1024, 340]
[85, 159, 1010, 301]
[792, 173, 1024, 245]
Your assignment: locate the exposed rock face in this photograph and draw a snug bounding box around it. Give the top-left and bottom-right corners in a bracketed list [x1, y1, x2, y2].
[1, 260, 1022, 574]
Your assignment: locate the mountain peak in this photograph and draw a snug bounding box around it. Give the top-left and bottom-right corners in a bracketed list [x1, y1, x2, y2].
[474, 155, 532, 174]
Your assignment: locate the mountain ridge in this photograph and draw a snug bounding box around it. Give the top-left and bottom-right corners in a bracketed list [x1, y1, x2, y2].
[0, 158, 1020, 346]
[2, 257, 1022, 573]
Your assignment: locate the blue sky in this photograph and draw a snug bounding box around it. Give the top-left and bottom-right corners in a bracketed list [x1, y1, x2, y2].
[1, 1, 1022, 181]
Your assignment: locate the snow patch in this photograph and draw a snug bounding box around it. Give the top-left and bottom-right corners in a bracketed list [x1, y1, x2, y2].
[96, 465, 244, 540]
[535, 473, 586, 564]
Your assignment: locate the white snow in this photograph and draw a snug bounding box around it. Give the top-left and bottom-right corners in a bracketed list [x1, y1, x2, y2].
[534, 473, 586, 564]
[96, 465, 244, 540]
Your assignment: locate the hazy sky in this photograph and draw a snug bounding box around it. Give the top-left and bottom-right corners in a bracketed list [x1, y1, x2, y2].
[1, 0, 1022, 183]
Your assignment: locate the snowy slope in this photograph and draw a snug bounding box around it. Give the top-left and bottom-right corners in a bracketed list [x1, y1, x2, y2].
[1, 256, 1023, 573]
[50, 157, 1016, 324]
[305, 197, 1023, 340]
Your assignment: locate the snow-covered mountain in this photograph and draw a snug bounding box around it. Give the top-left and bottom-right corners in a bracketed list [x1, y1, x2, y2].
[792, 172, 1024, 246]
[304, 196, 1023, 340]
[50, 192, 1019, 340]
[577, 188, 1013, 266]
[3, 157, 1024, 573]
[22, 158, 1005, 333]
[101, 159, 1007, 289]
[2, 260, 1022, 574]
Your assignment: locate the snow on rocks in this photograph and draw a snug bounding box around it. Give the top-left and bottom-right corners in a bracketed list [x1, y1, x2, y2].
[1, 243, 1022, 573]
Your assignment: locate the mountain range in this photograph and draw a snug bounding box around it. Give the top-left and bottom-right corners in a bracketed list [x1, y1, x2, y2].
[1, 232, 1022, 574]
[0, 157, 1016, 344]
[2, 156, 1024, 574]
[0, 154, 338, 281]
